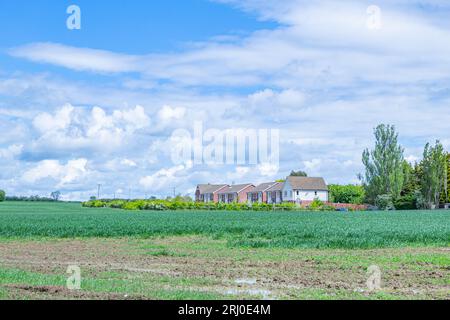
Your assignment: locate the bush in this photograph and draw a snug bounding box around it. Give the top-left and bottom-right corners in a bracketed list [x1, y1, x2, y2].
[308, 198, 325, 211]
[375, 194, 395, 211]
[81, 198, 346, 212]
[82, 200, 107, 208]
[394, 193, 418, 210]
[0, 190, 5, 202]
[329, 184, 365, 204]
[122, 200, 147, 211]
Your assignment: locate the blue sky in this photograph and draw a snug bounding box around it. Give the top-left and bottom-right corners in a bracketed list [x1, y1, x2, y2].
[1, 0, 450, 200]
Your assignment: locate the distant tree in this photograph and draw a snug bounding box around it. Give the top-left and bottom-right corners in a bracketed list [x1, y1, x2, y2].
[51, 191, 61, 202]
[359, 124, 405, 204]
[290, 170, 308, 177]
[0, 190, 5, 202]
[90, 196, 97, 201]
[421, 141, 447, 208]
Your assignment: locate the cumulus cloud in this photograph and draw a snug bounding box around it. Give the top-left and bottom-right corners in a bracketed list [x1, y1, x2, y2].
[157, 105, 186, 121]
[22, 158, 88, 186]
[139, 162, 193, 192]
[0, 144, 23, 160]
[29, 104, 151, 154]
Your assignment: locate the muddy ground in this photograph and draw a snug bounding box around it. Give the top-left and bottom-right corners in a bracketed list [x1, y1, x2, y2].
[0, 236, 448, 300]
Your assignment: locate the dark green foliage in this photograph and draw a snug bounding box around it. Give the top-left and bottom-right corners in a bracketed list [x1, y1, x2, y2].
[375, 194, 395, 211]
[290, 170, 308, 177]
[50, 191, 61, 202]
[0, 202, 448, 249]
[329, 185, 365, 204]
[5, 195, 54, 202]
[0, 190, 5, 202]
[421, 141, 447, 208]
[394, 192, 419, 210]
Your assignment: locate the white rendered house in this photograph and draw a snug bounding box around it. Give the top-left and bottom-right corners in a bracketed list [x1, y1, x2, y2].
[281, 176, 329, 203]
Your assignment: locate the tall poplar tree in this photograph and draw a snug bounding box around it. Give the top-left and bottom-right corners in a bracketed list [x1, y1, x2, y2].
[421, 141, 447, 208]
[360, 124, 405, 204]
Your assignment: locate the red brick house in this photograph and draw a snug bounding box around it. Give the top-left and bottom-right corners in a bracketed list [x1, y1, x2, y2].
[217, 184, 255, 203]
[195, 184, 228, 203]
[247, 182, 278, 203]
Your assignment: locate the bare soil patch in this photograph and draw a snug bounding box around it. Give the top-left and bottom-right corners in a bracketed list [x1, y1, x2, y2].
[0, 237, 448, 300]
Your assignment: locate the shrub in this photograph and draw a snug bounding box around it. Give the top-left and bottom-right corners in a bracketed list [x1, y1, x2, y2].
[82, 200, 107, 208]
[394, 193, 417, 210]
[0, 190, 5, 202]
[108, 200, 127, 209]
[308, 198, 325, 211]
[122, 200, 146, 211]
[375, 194, 395, 211]
[329, 184, 365, 204]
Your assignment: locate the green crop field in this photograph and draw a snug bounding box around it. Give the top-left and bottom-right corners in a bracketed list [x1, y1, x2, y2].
[0, 202, 449, 300]
[0, 201, 449, 249]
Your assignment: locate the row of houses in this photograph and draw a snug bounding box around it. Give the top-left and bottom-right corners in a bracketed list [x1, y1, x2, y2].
[195, 176, 329, 204]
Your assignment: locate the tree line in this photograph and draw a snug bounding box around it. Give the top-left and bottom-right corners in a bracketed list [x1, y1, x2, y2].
[360, 124, 449, 210]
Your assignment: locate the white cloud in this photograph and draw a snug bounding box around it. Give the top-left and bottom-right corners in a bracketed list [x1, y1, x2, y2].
[158, 105, 186, 121]
[11, 1, 450, 88]
[30, 104, 151, 153]
[257, 162, 279, 177]
[303, 159, 322, 171]
[22, 158, 88, 186]
[33, 103, 74, 133]
[0, 144, 23, 160]
[405, 155, 420, 164]
[139, 163, 191, 192]
[121, 159, 137, 167]
[10, 43, 140, 73]
[248, 89, 306, 109]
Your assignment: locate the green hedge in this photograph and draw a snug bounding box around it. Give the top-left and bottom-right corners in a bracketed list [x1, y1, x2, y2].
[81, 199, 338, 212]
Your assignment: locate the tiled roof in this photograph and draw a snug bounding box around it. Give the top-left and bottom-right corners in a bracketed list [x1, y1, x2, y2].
[249, 182, 278, 193]
[286, 176, 328, 191]
[217, 184, 254, 194]
[197, 184, 228, 194]
[266, 182, 284, 192]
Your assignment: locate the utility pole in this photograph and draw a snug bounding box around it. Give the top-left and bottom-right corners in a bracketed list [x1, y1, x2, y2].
[97, 184, 102, 200]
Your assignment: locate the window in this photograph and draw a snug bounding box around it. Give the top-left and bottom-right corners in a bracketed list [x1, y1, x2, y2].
[284, 191, 287, 197]
[315, 191, 318, 196]
[296, 191, 299, 196]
